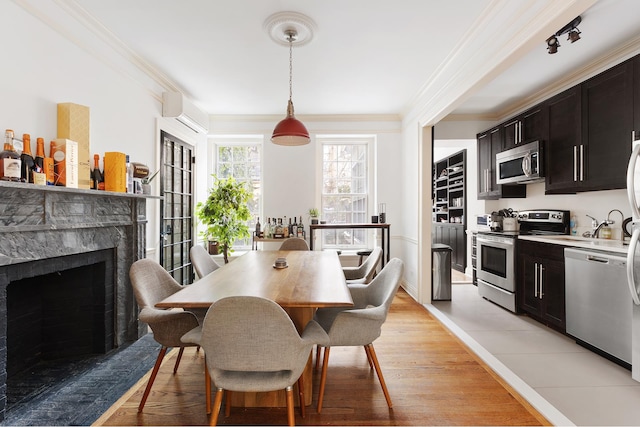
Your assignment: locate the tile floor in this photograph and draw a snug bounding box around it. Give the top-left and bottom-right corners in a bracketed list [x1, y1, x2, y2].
[428, 279, 640, 426]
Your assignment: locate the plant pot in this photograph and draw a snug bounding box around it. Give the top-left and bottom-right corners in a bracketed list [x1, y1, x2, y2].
[141, 183, 151, 195]
[311, 218, 319, 224]
[208, 241, 219, 255]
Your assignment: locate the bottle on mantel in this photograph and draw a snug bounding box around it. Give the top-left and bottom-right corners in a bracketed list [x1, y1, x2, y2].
[0, 129, 21, 182]
[91, 154, 104, 190]
[44, 140, 56, 185]
[34, 137, 45, 171]
[20, 133, 35, 183]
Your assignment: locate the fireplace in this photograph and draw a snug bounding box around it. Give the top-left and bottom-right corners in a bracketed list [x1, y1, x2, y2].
[0, 182, 149, 421]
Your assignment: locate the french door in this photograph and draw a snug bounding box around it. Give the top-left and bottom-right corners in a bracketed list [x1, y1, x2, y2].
[159, 130, 195, 285]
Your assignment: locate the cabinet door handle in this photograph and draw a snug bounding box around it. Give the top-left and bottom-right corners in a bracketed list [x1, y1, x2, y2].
[518, 121, 522, 144]
[573, 145, 578, 182]
[539, 264, 544, 299]
[534, 262, 538, 297]
[580, 145, 584, 182]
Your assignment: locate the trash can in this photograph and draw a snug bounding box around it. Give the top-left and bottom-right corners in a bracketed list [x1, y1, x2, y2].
[432, 243, 452, 301]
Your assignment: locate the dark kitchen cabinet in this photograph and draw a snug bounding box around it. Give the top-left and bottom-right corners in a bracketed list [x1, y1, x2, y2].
[518, 240, 565, 332]
[545, 86, 582, 193]
[502, 105, 547, 151]
[546, 59, 634, 194]
[477, 127, 526, 200]
[580, 59, 633, 191]
[432, 223, 465, 272]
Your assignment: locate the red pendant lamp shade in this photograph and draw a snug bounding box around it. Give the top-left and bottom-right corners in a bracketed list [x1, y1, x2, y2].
[272, 100, 310, 146]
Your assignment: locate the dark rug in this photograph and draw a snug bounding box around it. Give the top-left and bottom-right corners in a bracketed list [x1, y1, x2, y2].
[1, 334, 159, 426]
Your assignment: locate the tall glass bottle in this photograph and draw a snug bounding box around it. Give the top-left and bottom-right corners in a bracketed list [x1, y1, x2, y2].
[91, 154, 104, 190]
[297, 216, 304, 237]
[45, 140, 56, 185]
[34, 137, 45, 172]
[20, 133, 35, 183]
[0, 130, 21, 182]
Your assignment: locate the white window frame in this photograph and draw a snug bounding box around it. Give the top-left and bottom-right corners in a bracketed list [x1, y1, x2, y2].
[316, 135, 376, 251]
[209, 135, 263, 250]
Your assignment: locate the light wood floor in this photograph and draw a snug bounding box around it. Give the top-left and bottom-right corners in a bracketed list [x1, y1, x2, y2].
[94, 289, 549, 426]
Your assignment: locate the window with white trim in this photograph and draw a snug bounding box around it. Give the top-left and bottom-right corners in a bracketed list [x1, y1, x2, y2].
[319, 136, 374, 249]
[211, 136, 262, 249]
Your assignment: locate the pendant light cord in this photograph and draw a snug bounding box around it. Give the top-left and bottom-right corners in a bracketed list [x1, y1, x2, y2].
[288, 33, 294, 102]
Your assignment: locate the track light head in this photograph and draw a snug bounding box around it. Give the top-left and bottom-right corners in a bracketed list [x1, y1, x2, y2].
[546, 35, 559, 54]
[568, 29, 581, 43]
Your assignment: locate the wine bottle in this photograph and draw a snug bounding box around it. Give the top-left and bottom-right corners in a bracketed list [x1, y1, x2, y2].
[297, 216, 304, 237]
[34, 137, 45, 171]
[91, 154, 104, 190]
[20, 134, 35, 183]
[283, 215, 289, 238]
[45, 140, 56, 185]
[0, 130, 21, 182]
[255, 217, 261, 237]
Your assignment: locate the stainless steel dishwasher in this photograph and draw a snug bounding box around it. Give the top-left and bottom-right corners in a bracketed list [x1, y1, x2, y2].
[565, 247, 632, 366]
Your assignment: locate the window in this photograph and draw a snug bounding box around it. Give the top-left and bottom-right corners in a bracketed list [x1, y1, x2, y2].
[211, 136, 262, 249]
[319, 136, 374, 249]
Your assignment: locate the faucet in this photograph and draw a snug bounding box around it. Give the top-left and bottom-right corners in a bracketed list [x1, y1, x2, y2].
[585, 214, 612, 238]
[607, 209, 625, 243]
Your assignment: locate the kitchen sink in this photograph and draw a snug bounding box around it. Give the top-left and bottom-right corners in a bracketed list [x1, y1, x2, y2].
[526, 234, 629, 251]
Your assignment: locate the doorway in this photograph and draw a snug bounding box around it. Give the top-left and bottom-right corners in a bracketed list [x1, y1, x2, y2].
[159, 130, 195, 285]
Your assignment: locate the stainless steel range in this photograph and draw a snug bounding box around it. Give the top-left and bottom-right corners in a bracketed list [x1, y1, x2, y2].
[477, 209, 569, 312]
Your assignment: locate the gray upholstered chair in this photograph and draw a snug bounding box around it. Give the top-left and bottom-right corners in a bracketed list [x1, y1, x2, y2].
[279, 237, 310, 251]
[193, 296, 329, 426]
[129, 258, 201, 412]
[342, 246, 382, 284]
[314, 257, 404, 413]
[190, 244, 220, 279]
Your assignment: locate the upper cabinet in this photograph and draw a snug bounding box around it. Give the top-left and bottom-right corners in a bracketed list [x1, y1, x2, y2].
[502, 105, 547, 151]
[478, 53, 640, 198]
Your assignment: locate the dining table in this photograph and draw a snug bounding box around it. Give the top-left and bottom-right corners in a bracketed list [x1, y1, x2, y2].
[155, 249, 353, 407]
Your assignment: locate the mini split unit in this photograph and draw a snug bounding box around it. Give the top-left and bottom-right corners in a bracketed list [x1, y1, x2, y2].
[162, 92, 210, 134]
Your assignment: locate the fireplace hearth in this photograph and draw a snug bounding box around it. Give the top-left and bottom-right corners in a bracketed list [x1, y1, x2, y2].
[0, 182, 150, 421]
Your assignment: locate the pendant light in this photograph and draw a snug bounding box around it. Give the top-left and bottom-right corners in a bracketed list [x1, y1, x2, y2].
[271, 29, 310, 146]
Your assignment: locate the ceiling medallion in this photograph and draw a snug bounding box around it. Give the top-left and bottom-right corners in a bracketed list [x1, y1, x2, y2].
[264, 11, 317, 47]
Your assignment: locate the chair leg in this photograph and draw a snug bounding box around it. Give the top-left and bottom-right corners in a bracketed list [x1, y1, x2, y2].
[316, 346, 331, 413]
[365, 343, 393, 408]
[173, 347, 185, 374]
[364, 345, 374, 370]
[138, 346, 168, 412]
[205, 360, 212, 414]
[315, 345, 322, 371]
[225, 390, 232, 417]
[286, 386, 295, 426]
[297, 375, 305, 418]
[210, 387, 224, 426]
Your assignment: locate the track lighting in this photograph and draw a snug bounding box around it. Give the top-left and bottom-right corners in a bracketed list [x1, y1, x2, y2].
[546, 16, 582, 54]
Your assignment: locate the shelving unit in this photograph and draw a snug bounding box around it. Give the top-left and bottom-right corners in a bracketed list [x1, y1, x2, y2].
[432, 149, 467, 272]
[432, 149, 466, 225]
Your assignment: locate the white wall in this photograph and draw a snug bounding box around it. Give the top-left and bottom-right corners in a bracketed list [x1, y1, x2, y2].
[0, 2, 207, 260]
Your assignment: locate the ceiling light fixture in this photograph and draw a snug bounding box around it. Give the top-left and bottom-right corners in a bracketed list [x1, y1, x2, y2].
[265, 12, 316, 146]
[546, 16, 582, 54]
[271, 28, 309, 146]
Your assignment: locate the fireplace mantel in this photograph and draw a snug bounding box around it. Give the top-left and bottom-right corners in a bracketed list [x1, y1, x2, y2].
[0, 181, 153, 420]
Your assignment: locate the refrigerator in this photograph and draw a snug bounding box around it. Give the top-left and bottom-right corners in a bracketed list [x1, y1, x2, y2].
[625, 136, 640, 382]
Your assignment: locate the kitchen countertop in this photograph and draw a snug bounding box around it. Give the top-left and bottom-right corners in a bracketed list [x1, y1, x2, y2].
[518, 234, 629, 255]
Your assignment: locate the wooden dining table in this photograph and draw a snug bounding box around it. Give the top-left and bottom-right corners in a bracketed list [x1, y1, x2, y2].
[156, 249, 353, 407]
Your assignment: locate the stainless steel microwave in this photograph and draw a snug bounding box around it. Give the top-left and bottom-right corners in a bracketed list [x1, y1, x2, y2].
[496, 140, 544, 185]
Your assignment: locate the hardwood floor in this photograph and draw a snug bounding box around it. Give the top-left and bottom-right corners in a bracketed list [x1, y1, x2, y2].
[94, 289, 549, 426]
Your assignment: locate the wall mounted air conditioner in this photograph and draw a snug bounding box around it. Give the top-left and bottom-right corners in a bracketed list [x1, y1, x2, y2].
[162, 92, 210, 134]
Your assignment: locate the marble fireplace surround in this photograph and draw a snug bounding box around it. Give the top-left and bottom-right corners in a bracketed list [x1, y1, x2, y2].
[0, 182, 150, 420]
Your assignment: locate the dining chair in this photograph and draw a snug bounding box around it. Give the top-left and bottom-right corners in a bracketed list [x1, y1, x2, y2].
[279, 237, 310, 250]
[342, 246, 382, 284]
[129, 258, 201, 412]
[314, 257, 404, 413]
[190, 244, 220, 279]
[191, 295, 329, 426]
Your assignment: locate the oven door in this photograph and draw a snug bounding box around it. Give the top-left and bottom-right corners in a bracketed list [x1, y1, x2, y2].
[476, 234, 515, 292]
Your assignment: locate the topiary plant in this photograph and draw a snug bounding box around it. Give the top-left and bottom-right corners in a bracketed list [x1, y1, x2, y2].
[196, 175, 251, 264]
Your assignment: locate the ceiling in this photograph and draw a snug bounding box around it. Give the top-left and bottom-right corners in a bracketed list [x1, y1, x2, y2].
[67, 0, 640, 123]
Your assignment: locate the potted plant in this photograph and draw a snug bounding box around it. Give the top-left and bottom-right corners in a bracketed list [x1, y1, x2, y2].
[309, 208, 320, 224]
[196, 175, 251, 264]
